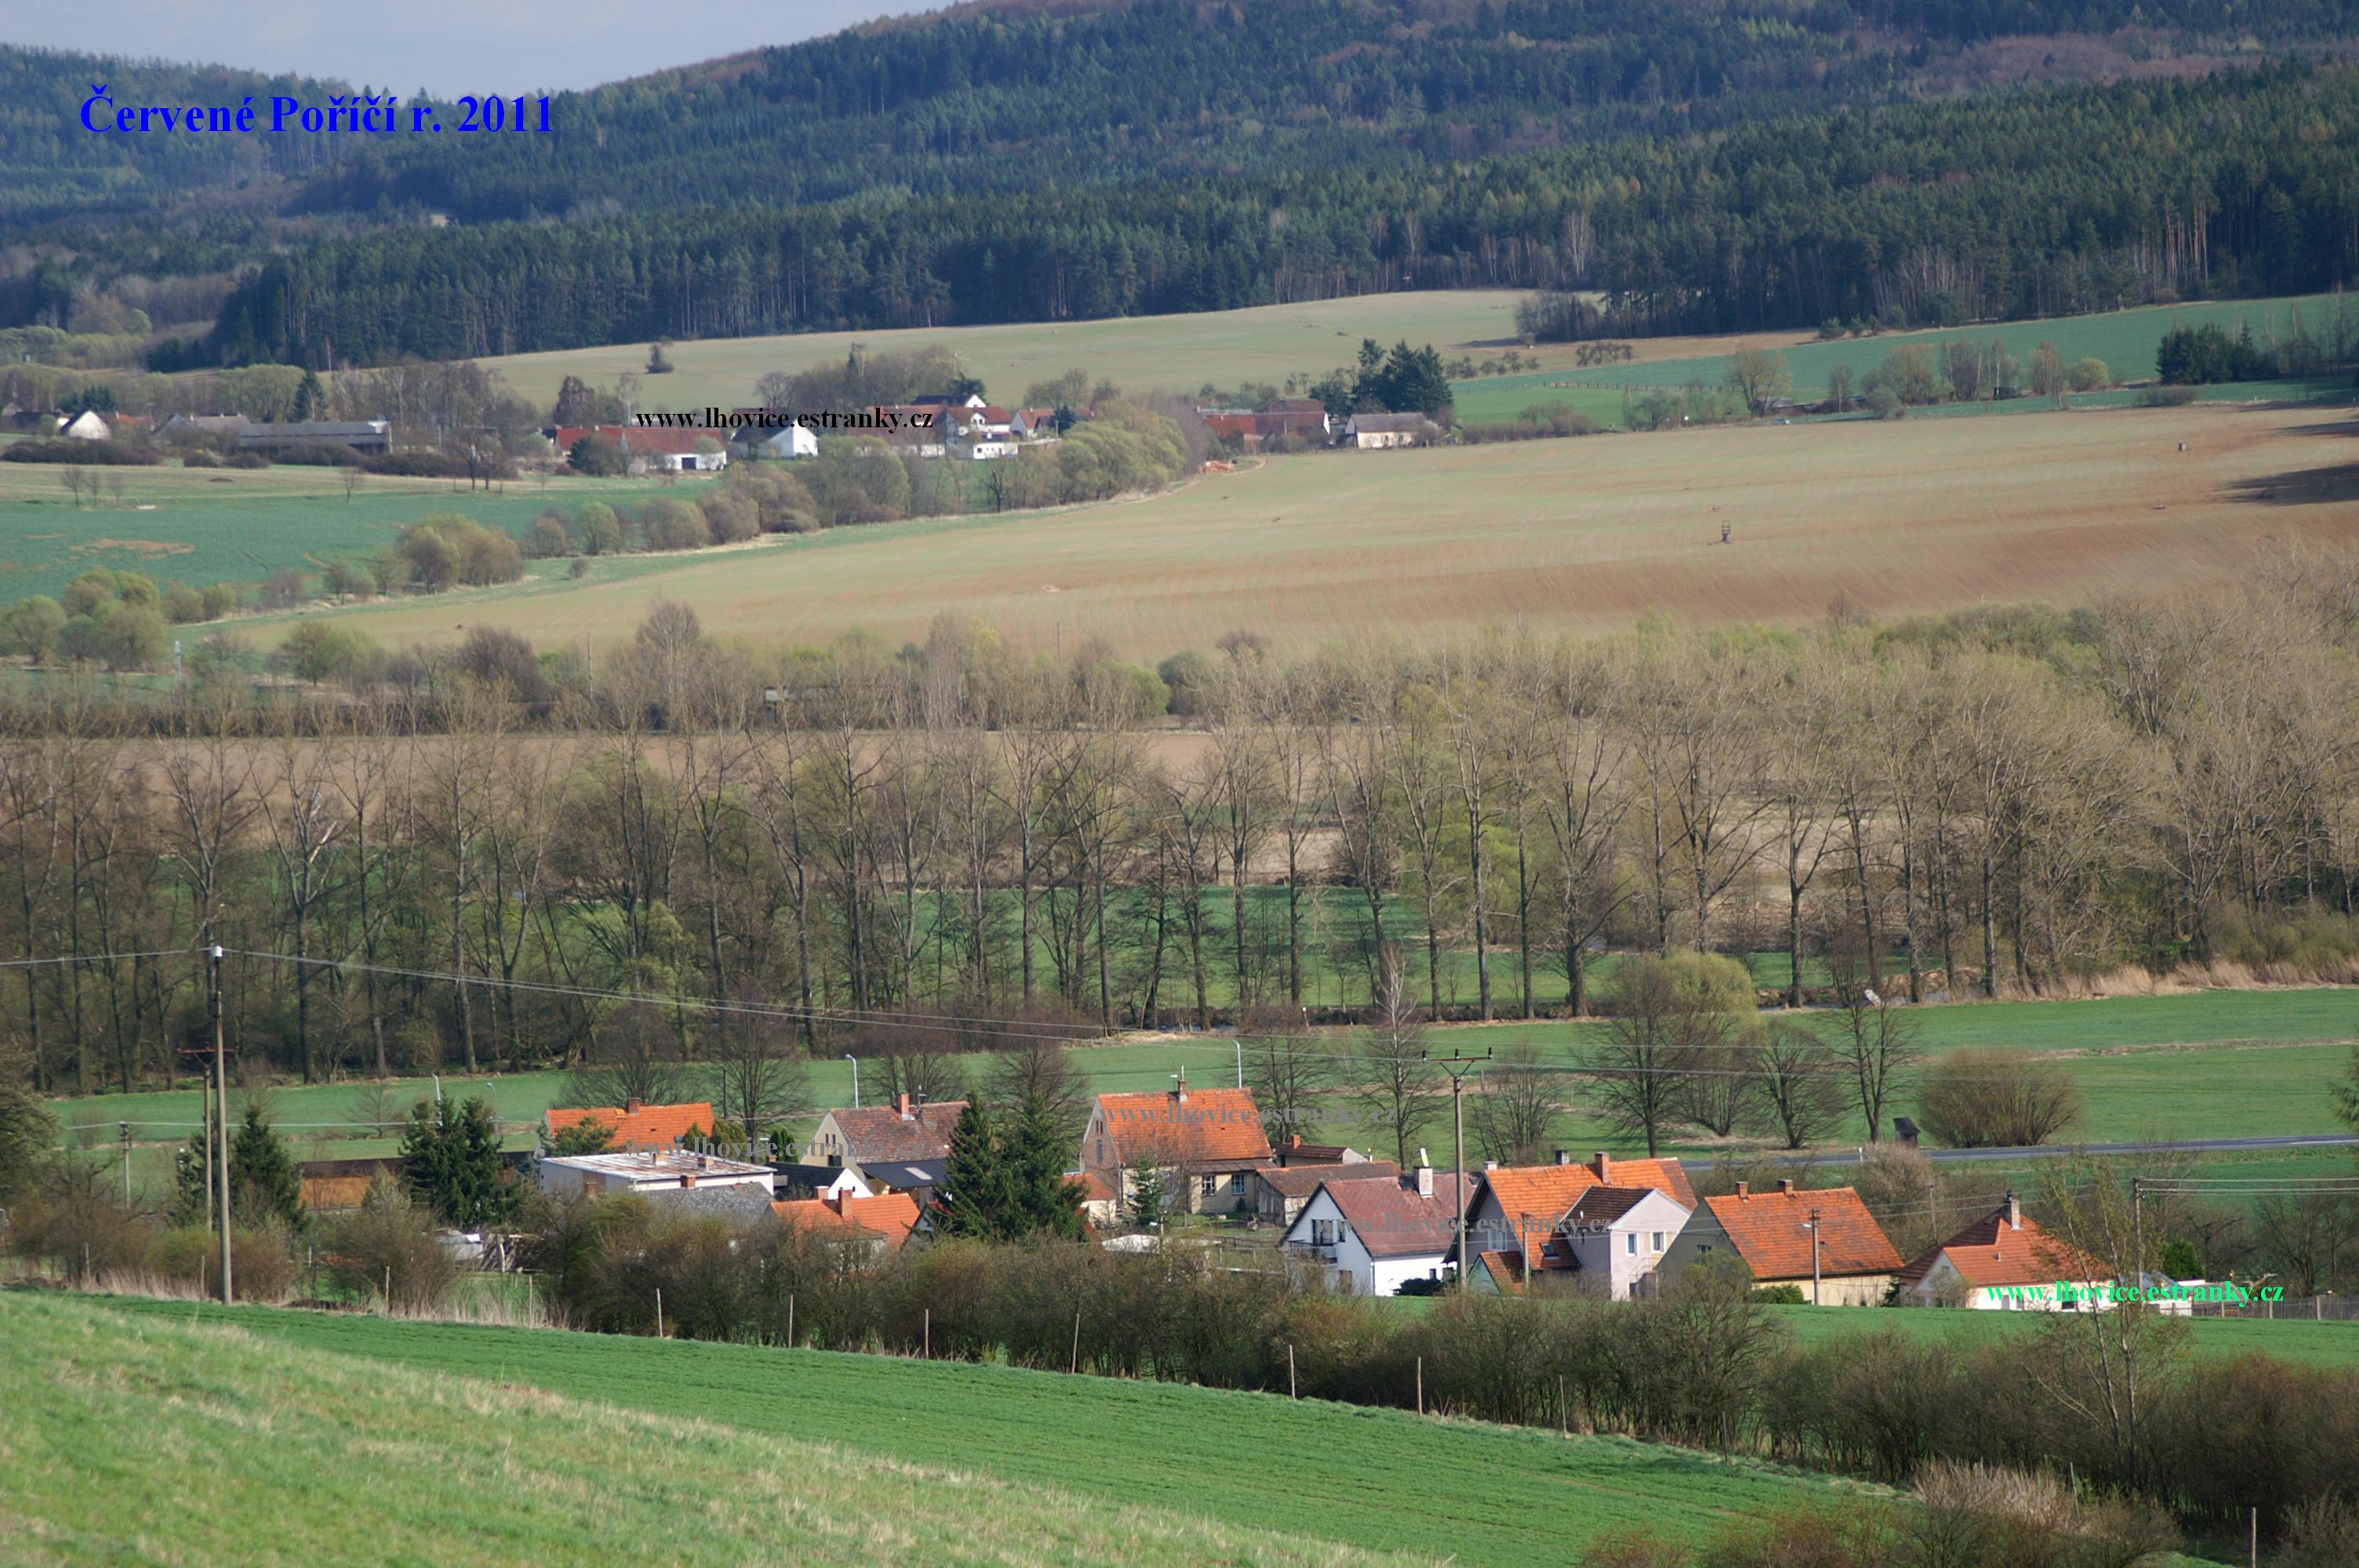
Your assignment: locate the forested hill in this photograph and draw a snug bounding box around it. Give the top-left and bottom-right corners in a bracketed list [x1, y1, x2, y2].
[212, 62, 2359, 365]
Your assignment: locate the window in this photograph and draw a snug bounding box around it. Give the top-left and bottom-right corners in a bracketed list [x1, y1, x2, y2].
[1651, 1232, 1663, 1252]
[1626, 1232, 1637, 1255]
[1698, 1244, 1714, 1258]
[1229, 1173, 1247, 1195]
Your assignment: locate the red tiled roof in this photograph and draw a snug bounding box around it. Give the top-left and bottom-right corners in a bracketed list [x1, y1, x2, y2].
[1478, 1250, 1528, 1293]
[1704, 1186, 1902, 1281]
[1594, 1156, 1698, 1208]
[1096, 1087, 1273, 1167]
[1896, 1205, 2109, 1290]
[544, 1102, 712, 1149]
[772, 1191, 922, 1252]
[1078, 1171, 1118, 1204]
[554, 425, 721, 457]
[1321, 1178, 1460, 1258]
[824, 1102, 968, 1164]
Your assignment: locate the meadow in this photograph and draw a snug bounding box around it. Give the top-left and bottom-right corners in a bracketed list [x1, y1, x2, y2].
[0, 1293, 1422, 1568]
[0, 460, 703, 604]
[225, 398, 2359, 659]
[68, 1293, 1888, 1566]
[1450, 291, 2359, 424]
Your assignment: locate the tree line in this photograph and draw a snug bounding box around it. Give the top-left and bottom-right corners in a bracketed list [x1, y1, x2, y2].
[5, 549, 2359, 1100]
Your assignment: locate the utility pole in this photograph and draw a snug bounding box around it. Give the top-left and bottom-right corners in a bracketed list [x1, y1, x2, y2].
[1805, 1208, 1823, 1306]
[211, 943, 232, 1305]
[119, 1123, 131, 1207]
[1425, 1050, 1490, 1292]
[2132, 1176, 2144, 1291]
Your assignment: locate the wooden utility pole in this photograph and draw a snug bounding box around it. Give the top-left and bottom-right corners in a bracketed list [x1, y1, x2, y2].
[1424, 1050, 1491, 1290]
[210, 944, 232, 1305]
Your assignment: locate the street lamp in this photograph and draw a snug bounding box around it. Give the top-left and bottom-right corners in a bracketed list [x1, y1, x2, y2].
[844, 1054, 860, 1108]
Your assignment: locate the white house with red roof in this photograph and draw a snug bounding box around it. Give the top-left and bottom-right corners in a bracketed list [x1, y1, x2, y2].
[1281, 1160, 1469, 1295]
[1467, 1182, 1692, 1300]
[1894, 1193, 2117, 1310]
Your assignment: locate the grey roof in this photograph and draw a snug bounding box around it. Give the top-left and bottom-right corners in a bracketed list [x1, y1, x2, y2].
[637, 1181, 776, 1224]
[242, 421, 390, 438]
[1564, 1185, 1664, 1228]
[1349, 413, 1428, 433]
[863, 1159, 946, 1190]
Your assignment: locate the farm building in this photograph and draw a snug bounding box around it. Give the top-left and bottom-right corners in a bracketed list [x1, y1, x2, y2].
[1280, 1163, 1468, 1296]
[1249, 1160, 1401, 1226]
[1465, 1185, 1692, 1301]
[1344, 412, 1427, 448]
[731, 423, 819, 459]
[1660, 1181, 1902, 1306]
[539, 1148, 776, 1200]
[1893, 1194, 2117, 1311]
[1201, 399, 1332, 449]
[240, 420, 392, 454]
[1079, 1073, 1273, 1216]
[541, 1098, 712, 1152]
[803, 1096, 967, 1187]
[156, 413, 245, 441]
[1273, 1135, 1374, 1167]
[57, 410, 112, 441]
[772, 1189, 924, 1257]
[554, 424, 727, 471]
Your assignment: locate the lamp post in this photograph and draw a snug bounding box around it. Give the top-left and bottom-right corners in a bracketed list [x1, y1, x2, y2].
[844, 1054, 860, 1109]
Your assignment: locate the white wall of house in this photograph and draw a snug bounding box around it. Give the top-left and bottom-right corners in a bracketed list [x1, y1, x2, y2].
[1281, 1187, 1446, 1296]
[1562, 1190, 1689, 1300]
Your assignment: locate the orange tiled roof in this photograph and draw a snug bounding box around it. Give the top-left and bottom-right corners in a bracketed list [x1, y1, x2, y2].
[1704, 1185, 1902, 1281]
[1896, 1205, 2110, 1290]
[1594, 1156, 1698, 1208]
[772, 1192, 922, 1252]
[1096, 1087, 1272, 1167]
[545, 1102, 712, 1149]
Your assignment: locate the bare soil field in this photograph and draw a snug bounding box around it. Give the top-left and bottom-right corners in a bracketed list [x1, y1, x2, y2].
[239, 401, 2359, 659]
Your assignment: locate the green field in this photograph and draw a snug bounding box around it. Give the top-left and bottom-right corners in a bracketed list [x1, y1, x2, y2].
[1767, 1304, 2359, 1370]
[0, 1293, 1420, 1567]
[1451, 291, 2359, 424]
[0, 461, 703, 605]
[482, 291, 1555, 416]
[67, 1292, 1885, 1566]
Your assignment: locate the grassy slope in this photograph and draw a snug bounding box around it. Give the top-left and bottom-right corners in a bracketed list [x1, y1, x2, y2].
[1452, 292, 2359, 422]
[224, 399, 2359, 659]
[0, 1293, 1415, 1568]
[78, 1294, 1885, 1566]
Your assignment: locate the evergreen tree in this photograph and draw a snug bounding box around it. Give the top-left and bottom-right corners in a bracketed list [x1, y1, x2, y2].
[1126, 1154, 1169, 1230]
[398, 1094, 516, 1229]
[293, 367, 324, 421]
[1006, 1092, 1086, 1240]
[932, 1097, 1011, 1240]
[231, 1102, 304, 1232]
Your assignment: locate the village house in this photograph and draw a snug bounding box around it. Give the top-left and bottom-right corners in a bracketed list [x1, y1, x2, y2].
[1460, 1151, 1699, 1262]
[1200, 398, 1333, 450]
[156, 412, 245, 442]
[1273, 1135, 1372, 1167]
[241, 419, 393, 455]
[1660, 1180, 1903, 1305]
[1281, 1160, 1468, 1295]
[1893, 1193, 2117, 1311]
[1467, 1184, 1693, 1300]
[57, 409, 112, 441]
[1251, 1159, 1401, 1227]
[770, 1163, 874, 1203]
[729, 422, 819, 459]
[772, 1189, 924, 1257]
[538, 1147, 776, 1201]
[912, 393, 988, 410]
[541, 1098, 712, 1153]
[1012, 407, 1063, 440]
[1078, 1073, 1274, 1216]
[1344, 412, 1427, 449]
[554, 424, 725, 472]
[804, 1095, 968, 1189]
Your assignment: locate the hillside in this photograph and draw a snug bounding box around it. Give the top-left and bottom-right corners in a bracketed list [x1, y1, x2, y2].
[71, 1294, 1891, 1566]
[0, 1293, 1422, 1567]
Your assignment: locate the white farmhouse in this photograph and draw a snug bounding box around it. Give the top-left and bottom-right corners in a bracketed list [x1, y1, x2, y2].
[1281, 1163, 1465, 1296]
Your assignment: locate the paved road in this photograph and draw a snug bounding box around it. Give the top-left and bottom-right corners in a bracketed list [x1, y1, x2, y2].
[1686, 1133, 2359, 1171]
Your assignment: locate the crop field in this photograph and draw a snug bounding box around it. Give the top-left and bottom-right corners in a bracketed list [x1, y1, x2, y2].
[73, 1293, 1885, 1565]
[0, 1294, 1421, 1568]
[1768, 1305, 2359, 1370]
[0, 461, 704, 604]
[228, 398, 2359, 660]
[1452, 290, 2359, 424]
[478, 290, 1613, 415]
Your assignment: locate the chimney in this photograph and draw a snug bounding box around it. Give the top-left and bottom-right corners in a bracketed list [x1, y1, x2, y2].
[1554, 1149, 1572, 1166]
[1415, 1164, 1434, 1198]
[1483, 1160, 1498, 1171]
[2005, 1191, 2021, 1230]
[625, 1097, 645, 1114]
[897, 1092, 912, 1121]
[1777, 1178, 1794, 1196]
[1592, 1152, 1612, 1183]
[1172, 1067, 1188, 1105]
[1735, 1181, 1749, 1200]
[1288, 1134, 1303, 1149]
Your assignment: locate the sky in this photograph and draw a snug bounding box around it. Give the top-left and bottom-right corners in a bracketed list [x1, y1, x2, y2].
[5, 1, 958, 97]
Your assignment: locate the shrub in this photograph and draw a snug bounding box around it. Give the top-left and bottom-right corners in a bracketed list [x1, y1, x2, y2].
[147, 1225, 296, 1302]
[2278, 1497, 2359, 1568]
[1914, 1047, 2085, 1148]
[2066, 358, 2110, 392]
[324, 1181, 463, 1312]
[1754, 1283, 1807, 1305]
[568, 434, 629, 476]
[225, 452, 270, 469]
[2136, 386, 2199, 408]
[0, 437, 160, 466]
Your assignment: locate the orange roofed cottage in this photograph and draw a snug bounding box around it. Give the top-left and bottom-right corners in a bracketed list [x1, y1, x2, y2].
[1894, 1193, 2118, 1310]
[1661, 1180, 1903, 1306]
[542, 1098, 713, 1152]
[772, 1189, 924, 1259]
[1081, 1073, 1273, 1216]
[1461, 1151, 1698, 1261]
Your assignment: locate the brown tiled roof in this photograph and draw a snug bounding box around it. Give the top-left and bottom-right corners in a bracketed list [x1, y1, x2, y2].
[1259, 1160, 1401, 1199]
[1478, 1250, 1528, 1293]
[1565, 1185, 1666, 1227]
[1595, 1156, 1698, 1208]
[1896, 1205, 2109, 1290]
[1703, 1186, 1901, 1281]
[826, 1102, 968, 1164]
[1096, 1088, 1273, 1167]
[772, 1192, 921, 1252]
[545, 1102, 713, 1149]
[1322, 1179, 1459, 1258]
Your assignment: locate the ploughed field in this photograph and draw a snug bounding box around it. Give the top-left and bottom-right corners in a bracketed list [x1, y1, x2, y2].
[238, 400, 2359, 659]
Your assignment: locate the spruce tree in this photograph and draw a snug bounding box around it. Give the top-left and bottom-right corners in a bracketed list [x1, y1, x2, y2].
[231, 1103, 305, 1232]
[1007, 1092, 1086, 1240]
[399, 1094, 515, 1229]
[933, 1098, 1011, 1240]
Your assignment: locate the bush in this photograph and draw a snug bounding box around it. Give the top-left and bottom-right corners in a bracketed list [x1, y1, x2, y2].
[1754, 1283, 1807, 1305]
[225, 452, 270, 469]
[2066, 358, 2110, 392]
[2279, 1497, 2359, 1568]
[1914, 1047, 2085, 1148]
[0, 438, 160, 465]
[180, 448, 220, 469]
[147, 1225, 296, 1302]
[323, 1181, 463, 1312]
[569, 434, 629, 476]
[2135, 386, 2199, 408]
